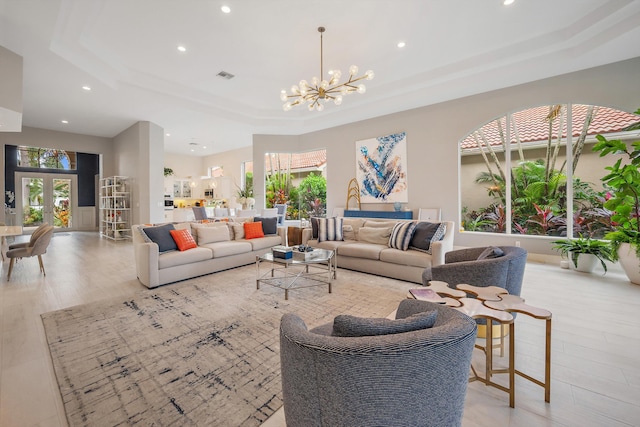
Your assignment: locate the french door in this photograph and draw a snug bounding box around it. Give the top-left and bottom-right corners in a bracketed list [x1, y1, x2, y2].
[14, 172, 78, 232]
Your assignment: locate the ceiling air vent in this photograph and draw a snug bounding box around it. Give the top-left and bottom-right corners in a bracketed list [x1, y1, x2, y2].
[217, 71, 235, 80]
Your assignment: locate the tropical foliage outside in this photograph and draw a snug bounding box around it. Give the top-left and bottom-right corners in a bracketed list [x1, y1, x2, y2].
[22, 178, 71, 227]
[461, 104, 638, 239]
[264, 152, 327, 220]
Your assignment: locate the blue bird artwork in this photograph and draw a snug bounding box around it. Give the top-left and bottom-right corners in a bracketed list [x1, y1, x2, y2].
[356, 132, 408, 202]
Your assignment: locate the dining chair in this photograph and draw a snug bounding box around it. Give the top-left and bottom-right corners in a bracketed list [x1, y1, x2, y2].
[214, 207, 229, 217]
[8, 222, 50, 251]
[6, 225, 54, 280]
[237, 209, 257, 218]
[0, 222, 5, 261]
[192, 206, 210, 221]
[261, 208, 278, 218]
[274, 204, 287, 225]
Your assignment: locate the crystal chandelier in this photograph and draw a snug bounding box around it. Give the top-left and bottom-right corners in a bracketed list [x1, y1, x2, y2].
[280, 27, 374, 112]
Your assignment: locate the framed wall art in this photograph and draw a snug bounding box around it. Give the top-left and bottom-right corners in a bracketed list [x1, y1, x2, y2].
[355, 131, 408, 203]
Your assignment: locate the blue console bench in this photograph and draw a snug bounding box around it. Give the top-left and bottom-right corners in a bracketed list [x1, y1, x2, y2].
[344, 210, 413, 219]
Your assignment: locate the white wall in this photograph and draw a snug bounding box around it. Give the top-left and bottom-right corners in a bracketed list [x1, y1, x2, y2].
[114, 121, 165, 225]
[163, 153, 204, 199]
[254, 57, 640, 255]
[0, 45, 23, 131]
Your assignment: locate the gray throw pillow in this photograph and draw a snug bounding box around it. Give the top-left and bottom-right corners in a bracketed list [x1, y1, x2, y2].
[142, 223, 177, 253]
[253, 216, 278, 235]
[477, 246, 505, 260]
[332, 310, 438, 337]
[409, 222, 446, 254]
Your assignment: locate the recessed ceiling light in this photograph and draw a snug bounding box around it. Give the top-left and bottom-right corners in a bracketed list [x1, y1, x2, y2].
[190, 149, 195, 152]
[397, 41, 406, 48]
[82, 85, 91, 91]
[177, 45, 187, 52]
[166, 133, 171, 137]
[203, 146, 207, 149]
[61, 120, 69, 124]
[503, 0, 515, 5]
[221, 5, 231, 13]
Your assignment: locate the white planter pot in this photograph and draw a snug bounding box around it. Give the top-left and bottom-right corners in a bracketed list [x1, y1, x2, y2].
[617, 243, 640, 285]
[568, 252, 599, 273]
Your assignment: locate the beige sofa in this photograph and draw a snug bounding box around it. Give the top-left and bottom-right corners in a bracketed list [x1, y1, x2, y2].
[302, 218, 455, 284]
[132, 221, 285, 288]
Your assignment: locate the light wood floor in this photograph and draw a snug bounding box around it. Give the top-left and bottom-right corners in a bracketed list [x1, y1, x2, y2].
[1, 231, 639, 426]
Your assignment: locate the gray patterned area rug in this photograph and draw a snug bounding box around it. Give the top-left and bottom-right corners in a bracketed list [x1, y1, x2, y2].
[41, 266, 416, 426]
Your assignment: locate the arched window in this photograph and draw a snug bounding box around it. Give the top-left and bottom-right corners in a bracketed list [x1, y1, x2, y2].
[17, 146, 76, 170]
[460, 104, 639, 238]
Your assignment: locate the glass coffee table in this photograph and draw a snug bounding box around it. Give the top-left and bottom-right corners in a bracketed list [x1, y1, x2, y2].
[256, 248, 336, 300]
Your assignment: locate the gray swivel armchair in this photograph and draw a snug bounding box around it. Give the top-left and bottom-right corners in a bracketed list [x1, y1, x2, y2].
[427, 246, 527, 331]
[427, 246, 527, 297]
[279, 299, 477, 427]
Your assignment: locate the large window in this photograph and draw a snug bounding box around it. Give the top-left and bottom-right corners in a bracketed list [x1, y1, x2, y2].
[17, 146, 76, 170]
[264, 150, 327, 221]
[460, 104, 639, 238]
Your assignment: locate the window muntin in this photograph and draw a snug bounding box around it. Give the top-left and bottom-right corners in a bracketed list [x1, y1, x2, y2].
[16, 146, 76, 170]
[460, 104, 638, 238]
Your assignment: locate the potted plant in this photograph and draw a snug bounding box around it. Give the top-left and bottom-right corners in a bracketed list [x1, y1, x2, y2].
[236, 185, 254, 209]
[593, 113, 640, 284]
[164, 167, 174, 177]
[552, 236, 614, 273]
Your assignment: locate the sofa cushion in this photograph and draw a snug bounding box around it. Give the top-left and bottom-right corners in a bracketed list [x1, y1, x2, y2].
[409, 222, 447, 254]
[477, 246, 505, 260]
[197, 225, 231, 245]
[232, 223, 245, 240]
[246, 234, 282, 251]
[342, 224, 356, 241]
[173, 222, 193, 235]
[318, 217, 343, 242]
[158, 247, 214, 269]
[342, 218, 366, 236]
[363, 220, 396, 228]
[389, 221, 418, 251]
[170, 228, 197, 251]
[142, 223, 177, 253]
[357, 226, 392, 245]
[332, 311, 438, 337]
[307, 239, 354, 252]
[191, 222, 227, 239]
[338, 242, 385, 260]
[380, 248, 432, 268]
[244, 222, 265, 239]
[201, 241, 253, 258]
[253, 216, 278, 235]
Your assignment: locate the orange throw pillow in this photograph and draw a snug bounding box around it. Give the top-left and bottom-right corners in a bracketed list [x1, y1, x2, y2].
[244, 221, 265, 239]
[170, 228, 197, 251]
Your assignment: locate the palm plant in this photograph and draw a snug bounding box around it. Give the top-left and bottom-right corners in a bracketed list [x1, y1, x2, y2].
[593, 127, 640, 258]
[552, 236, 614, 272]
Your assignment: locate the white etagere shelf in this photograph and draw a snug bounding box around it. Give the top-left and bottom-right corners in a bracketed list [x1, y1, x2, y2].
[100, 176, 131, 241]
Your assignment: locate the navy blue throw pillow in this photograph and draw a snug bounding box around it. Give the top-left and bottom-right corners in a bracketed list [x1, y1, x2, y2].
[253, 216, 278, 235]
[142, 223, 177, 252]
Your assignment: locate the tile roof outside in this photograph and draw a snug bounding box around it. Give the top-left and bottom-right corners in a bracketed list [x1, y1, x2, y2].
[461, 105, 639, 151]
[265, 150, 327, 172]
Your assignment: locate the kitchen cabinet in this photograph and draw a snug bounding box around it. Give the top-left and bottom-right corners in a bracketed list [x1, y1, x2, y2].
[173, 179, 192, 198]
